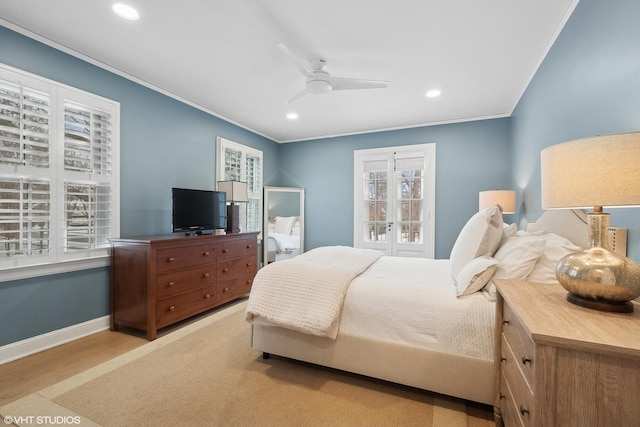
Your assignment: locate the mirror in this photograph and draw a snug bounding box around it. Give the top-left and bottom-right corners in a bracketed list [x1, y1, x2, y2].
[263, 186, 304, 265]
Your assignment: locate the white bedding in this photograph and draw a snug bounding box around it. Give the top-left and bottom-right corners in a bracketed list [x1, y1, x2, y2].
[245, 246, 383, 338]
[340, 256, 495, 359]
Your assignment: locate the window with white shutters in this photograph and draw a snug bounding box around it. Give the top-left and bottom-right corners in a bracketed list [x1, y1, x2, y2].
[216, 137, 263, 236]
[0, 63, 119, 278]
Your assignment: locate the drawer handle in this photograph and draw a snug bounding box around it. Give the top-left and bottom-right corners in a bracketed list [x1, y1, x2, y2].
[167, 257, 175, 263]
[500, 356, 507, 362]
[522, 356, 532, 365]
[247, 244, 253, 249]
[169, 305, 175, 311]
[203, 273, 210, 278]
[203, 251, 210, 256]
[205, 294, 211, 299]
[520, 406, 529, 416]
[246, 279, 252, 284]
[222, 248, 229, 253]
[223, 268, 229, 273]
[499, 394, 506, 400]
[168, 281, 175, 287]
[246, 262, 252, 267]
[223, 287, 229, 292]
[502, 319, 510, 325]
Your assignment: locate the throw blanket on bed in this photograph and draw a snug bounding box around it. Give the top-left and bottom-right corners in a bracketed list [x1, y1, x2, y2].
[245, 246, 382, 339]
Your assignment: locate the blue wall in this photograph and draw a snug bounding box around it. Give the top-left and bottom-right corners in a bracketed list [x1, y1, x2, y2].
[511, 0, 640, 261]
[279, 119, 511, 259]
[0, 26, 279, 346]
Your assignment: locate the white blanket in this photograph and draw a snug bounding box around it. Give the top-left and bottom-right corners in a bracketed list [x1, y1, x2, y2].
[245, 246, 383, 338]
[268, 232, 300, 251]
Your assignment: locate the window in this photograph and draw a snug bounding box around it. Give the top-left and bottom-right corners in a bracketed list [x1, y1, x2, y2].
[216, 137, 262, 236]
[0, 64, 119, 278]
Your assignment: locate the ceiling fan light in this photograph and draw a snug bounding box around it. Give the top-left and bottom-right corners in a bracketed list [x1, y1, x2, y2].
[306, 72, 332, 94]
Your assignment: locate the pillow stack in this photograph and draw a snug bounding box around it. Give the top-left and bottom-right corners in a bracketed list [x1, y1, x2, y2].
[451, 205, 581, 298]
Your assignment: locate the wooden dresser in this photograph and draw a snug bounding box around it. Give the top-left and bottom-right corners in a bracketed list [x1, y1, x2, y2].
[110, 232, 258, 340]
[494, 279, 640, 427]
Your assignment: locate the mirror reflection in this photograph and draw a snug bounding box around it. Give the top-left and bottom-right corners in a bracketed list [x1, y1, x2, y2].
[263, 186, 304, 264]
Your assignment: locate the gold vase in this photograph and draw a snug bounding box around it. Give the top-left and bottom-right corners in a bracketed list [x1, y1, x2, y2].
[555, 211, 640, 312]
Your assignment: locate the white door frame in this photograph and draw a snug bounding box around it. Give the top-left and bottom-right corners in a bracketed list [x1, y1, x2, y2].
[353, 143, 435, 258]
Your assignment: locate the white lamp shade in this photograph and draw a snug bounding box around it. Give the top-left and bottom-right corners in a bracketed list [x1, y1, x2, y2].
[541, 132, 640, 209]
[479, 190, 516, 214]
[217, 181, 248, 203]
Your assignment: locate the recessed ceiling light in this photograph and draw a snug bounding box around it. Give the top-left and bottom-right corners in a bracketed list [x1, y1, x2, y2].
[112, 3, 140, 20]
[286, 113, 299, 120]
[426, 89, 441, 98]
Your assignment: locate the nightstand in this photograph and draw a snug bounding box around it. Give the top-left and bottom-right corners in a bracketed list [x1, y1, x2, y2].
[493, 279, 640, 427]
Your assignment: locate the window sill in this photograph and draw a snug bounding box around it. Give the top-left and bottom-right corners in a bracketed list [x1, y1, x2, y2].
[0, 256, 110, 283]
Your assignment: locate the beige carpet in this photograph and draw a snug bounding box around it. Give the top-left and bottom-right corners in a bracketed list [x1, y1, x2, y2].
[1, 301, 493, 426]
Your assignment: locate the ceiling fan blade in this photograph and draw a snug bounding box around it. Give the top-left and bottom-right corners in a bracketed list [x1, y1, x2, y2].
[284, 88, 309, 105]
[331, 77, 388, 91]
[278, 44, 315, 78]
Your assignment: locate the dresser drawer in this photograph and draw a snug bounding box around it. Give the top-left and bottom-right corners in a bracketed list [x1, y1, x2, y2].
[156, 265, 216, 299]
[500, 372, 526, 427]
[217, 237, 257, 262]
[156, 243, 216, 274]
[156, 285, 217, 328]
[217, 255, 257, 280]
[501, 335, 534, 426]
[502, 302, 536, 388]
[216, 275, 253, 303]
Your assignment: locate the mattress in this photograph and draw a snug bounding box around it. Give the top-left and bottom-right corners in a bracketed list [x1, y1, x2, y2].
[339, 256, 495, 360]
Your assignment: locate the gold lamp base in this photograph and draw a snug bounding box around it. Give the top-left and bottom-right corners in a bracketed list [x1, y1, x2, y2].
[556, 212, 640, 313]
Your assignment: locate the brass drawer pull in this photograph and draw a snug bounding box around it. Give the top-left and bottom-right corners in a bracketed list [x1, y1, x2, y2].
[247, 244, 253, 249]
[522, 356, 532, 365]
[203, 273, 210, 278]
[169, 305, 175, 311]
[223, 268, 229, 273]
[205, 294, 211, 299]
[503, 319, 510, 325]
[500, 356, 507, 362]
[223, 287, 229, 292]
[167, 257, 175, 263]
[520, 406, 529, 416]
[222, 248, 229, 253]
[203, 251, 210, 256]
[168, 281, 175, 287]
[246, 262, 252, 267]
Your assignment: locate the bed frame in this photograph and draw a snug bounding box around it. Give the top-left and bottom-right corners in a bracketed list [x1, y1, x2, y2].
[250, 210, 590, 407]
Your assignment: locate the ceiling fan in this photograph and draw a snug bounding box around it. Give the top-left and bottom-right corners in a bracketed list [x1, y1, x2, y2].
[278, 44, 388, 104]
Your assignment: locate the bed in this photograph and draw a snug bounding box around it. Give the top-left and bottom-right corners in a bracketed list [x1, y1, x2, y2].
[246, 207, 590, 406]
[266, 216, 301, 263]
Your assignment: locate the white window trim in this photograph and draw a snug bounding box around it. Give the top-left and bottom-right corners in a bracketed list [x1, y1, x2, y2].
[0, 63, 119, 282]
[215, 136, 263, 239]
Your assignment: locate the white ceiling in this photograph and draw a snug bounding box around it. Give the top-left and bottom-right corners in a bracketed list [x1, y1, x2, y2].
[1, 0, 578, 143]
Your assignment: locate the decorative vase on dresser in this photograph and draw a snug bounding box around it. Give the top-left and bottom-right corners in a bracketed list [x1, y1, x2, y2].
[494, 278, 640, 427]
[110, 232, 258, 340]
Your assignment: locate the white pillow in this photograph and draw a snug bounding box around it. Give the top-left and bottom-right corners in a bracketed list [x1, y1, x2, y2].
[527, 233, 581, 284]
[492, 235, 546, 280]
[450, 205, 503, 279]
[455, 256, 498, 297]
[274, 216, 296, 234]
[482, 235, 546, 300]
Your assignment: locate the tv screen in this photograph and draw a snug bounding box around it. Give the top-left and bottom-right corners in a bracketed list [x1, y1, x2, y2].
[172, 188, 227, 234]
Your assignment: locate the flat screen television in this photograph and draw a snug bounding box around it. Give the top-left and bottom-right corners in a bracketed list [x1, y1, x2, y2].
[172, 187, 227, 234]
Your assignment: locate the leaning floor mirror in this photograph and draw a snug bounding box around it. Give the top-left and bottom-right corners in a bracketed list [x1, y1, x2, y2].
[263, 186, 304, 265]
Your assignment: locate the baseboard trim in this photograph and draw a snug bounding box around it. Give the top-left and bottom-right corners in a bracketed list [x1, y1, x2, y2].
[0, 315, 110, 365]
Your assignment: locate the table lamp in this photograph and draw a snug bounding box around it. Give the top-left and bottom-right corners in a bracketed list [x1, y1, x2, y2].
[217, 181, 248, 234]
[479, 190, 516, 214]
[540, 132, 640, 312]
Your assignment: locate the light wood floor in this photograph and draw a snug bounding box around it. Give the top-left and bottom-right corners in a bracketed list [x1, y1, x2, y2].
[0, 326, 495, 426]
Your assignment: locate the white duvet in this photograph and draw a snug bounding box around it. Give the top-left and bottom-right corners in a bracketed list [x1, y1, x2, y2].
[340, 256, 495, 360]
